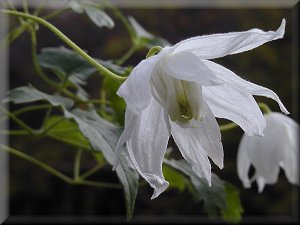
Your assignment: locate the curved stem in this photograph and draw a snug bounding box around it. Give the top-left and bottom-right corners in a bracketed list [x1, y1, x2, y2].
[0, 144, 122, 189]
[0, 107, 34, 135]
[0, 104, 50, 123]
[73, 149, 82, 179]
[30, 27, 59, 87]
[2, 10, 126, 82]
[146, 46, 162, 58]
[81, 163, 104, 179]
[258, 102, 272, 114]
[116, 43, 139, 65]
[0, 144, 73, 183]
[220, 122, 238, 132]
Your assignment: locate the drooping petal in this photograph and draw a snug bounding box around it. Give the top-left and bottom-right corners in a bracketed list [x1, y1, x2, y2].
[173, 19, 285, 59]
[197, 106, 224, 169]
[203, 84, 266, 136]
[114, 108, 137, 169]
[202, 60, 289, 114]
[117, 54, 161, 112]
[171, 121, 212, 185]
[237, 135, 252, 189]
[159, 50, 223, 86]
[266, 113, 299, 185]
[170, 106, 222, 185]
[126, 98, 170, 199]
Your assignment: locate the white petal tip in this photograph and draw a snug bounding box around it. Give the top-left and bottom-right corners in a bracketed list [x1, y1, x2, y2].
[278, 19, 286, 38]
[150, 181, 169, 200]
[218, 163, 224, 170]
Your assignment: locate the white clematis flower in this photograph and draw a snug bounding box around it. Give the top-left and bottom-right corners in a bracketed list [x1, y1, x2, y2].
[115, 19, 289, 199]
[237, 112, 299, 193]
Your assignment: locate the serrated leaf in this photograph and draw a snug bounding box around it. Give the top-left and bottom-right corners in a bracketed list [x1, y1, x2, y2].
[84, 5, 114, 29]
[64, 109, 138, 219]
[103, 77, 126, 125]
[44, 116, 90, 150]
[164, 159, 226, 217]
[6, 85, 73, 109]
[38, 46, 97, 79]
[97, 59, 130, 75]
[221, 183, 243, 224]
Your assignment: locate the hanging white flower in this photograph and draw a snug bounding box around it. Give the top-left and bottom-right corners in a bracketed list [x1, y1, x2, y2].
[237, 112, 299, 193]
[114, 19, 289, 199]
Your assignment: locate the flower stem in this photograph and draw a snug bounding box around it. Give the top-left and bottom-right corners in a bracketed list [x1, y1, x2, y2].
[2, 9, 126, 82]
[116, 43, 139, 65]
[220, 122, 238, 132]
[0, 144, 73, 183]
[0, 107, 34, 135]
[146, 46, 162, 58]
[80, 163, 104, 179]
[0, 144, 122, 189]
[73, 149, 82, 180]
[258, 102, 272, 114]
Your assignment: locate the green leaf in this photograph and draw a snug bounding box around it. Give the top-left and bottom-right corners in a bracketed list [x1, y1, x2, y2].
[64, 109, 138, 219]
[68, 0, 84, 13]
[103, 77, 126, 125]
[162, 164, 188, 192]
[84, 5, 114, 29]
[68, 1, 114, 29]
[221, 183, 244, 224]
[6, 85, 73, 109]
[38, 46, 97, 79]
[44, 116, 91, 150]
[164, 159, 226, 217]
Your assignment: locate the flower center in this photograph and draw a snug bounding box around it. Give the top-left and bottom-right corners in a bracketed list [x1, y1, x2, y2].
[177, 81, 193, 121]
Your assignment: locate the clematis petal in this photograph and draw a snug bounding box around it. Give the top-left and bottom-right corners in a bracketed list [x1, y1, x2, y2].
[197, 105, 224, 169]
[267, 113, 299, 185]
[202, 60, 289, 114]
[171, 114, 220, 185]
[203, 84, 266, 136]
[114, 108, 137, 169]
[237, 135, 252, 189]
[117, 54, 161, 112]
[173, 19, 285, 59]
[159, 50, 223, 86]
[126, 98, 170, 199]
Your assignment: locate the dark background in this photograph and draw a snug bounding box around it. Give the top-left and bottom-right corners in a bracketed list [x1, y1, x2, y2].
[4, 2, 299, 224]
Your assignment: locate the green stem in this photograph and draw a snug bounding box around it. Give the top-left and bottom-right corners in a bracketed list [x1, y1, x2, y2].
[105, 2, 136, 42]
[78, 179, 121, 189]
[220, 122, 238, 132]
[0, 104, 50, 123]
[41, 116, 64, 135]
[30, 27, 59, 87]
[146, 46, 162, 58]
[116, 43, 139, 65]
[0, 107, 34, 135]
[81, 163, 104, 179]
[0, 144, 73, 183]
[0, 129, 90, 151]
[258, 102, 272, 114]
[0, 144, 121, 189]
[2, 10, 126, 81]
[1, 7, 68, 47]
[73, 149, 82, 179]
